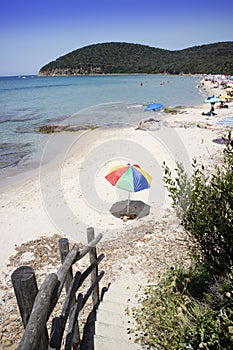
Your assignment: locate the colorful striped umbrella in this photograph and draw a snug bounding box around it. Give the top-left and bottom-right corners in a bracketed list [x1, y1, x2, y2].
[105, 163, 152, 215]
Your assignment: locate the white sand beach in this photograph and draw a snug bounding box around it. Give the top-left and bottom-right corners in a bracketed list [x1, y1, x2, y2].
[0, 77, 233, 348]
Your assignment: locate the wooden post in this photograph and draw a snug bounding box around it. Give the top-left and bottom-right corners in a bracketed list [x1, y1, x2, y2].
[56, 244, 80, 299]
[11, 266, 38, 328]
[17, 273, 57, 350]
[59, 238, 73, 293]
[76, 233, 103, 261]
[87, 227, 99, 306]
[58, 238, 80, 350]
[11, 266, 49, 349]
[65, 294, 83, 350]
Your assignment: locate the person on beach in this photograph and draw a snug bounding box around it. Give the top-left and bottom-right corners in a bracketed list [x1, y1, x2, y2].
[218, 100, 228, 109]
[202, 102, 217, 116]
[209, 102, 217, 116]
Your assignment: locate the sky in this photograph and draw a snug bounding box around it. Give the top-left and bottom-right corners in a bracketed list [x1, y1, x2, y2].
[0, 0, 233, 76]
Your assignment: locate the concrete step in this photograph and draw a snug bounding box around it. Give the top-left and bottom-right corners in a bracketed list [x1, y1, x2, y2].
[94, 273, 147, 350]
[98, 299, 130, 314]
[96, 308, 136, 328]
[95, 321, 134, 342]
[94, 335, 143, 350]
[102, 290, 143, 306]
[106, 275, 145, 294]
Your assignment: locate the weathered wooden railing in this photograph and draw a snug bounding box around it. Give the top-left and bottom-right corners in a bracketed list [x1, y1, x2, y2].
[11, 227, 105, 350]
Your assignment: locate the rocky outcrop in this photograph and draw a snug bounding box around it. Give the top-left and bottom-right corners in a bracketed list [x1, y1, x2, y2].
[38, 66, 103, 76]
[35, 123, 98, 133]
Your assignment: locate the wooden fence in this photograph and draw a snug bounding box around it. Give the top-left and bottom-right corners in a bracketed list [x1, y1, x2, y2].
[11, 227, 106, 350]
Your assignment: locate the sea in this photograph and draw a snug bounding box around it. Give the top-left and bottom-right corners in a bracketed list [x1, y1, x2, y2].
[0, 74, 205, 185]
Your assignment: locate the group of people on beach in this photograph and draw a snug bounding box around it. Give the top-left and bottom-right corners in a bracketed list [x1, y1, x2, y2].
[218, 100, 229, 109]
[201, 74, 233, 116]
[203, 99, 230, 117]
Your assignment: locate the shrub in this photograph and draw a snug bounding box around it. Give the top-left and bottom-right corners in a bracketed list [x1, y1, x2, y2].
[130, 265, 233, 350]
[163, 142, 233, 274]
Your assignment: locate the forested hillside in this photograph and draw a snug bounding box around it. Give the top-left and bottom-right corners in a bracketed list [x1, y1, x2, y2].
[39, 41, 233, 76]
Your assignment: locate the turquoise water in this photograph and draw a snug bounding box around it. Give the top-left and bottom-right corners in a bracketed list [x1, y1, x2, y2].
[0, 74, 204, 181]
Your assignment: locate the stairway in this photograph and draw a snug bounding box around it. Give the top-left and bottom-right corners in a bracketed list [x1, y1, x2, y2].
[94, 273, 146, 350]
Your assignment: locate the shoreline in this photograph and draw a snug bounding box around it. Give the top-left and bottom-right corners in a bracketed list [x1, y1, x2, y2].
[38, 72, 201, 77]
[0, 73, 204, 186]
[0, 74, 205, 190]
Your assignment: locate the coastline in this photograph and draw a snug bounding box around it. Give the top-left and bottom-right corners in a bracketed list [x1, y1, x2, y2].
[0, 74, 203, 187]
[0, 76, 233, 348]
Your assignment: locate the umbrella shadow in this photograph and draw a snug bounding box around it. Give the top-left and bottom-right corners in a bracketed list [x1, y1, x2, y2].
[110, 200, 151, 220]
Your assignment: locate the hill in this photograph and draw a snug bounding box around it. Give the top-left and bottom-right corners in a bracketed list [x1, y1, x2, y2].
[38, 41, 233, 76]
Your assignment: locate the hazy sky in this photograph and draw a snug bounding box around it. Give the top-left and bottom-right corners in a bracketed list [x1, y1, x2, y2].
[1, 0, 232, 75]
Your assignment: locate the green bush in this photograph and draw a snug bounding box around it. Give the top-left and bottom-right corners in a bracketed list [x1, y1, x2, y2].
[130, 265, 233, 350]
[163, 142, 233, 274]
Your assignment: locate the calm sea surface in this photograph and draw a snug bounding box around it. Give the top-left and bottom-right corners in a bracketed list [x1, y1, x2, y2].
[0, 74, 205, 183]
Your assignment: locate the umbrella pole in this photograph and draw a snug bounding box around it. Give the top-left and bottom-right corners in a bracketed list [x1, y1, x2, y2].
[126, 192, 130, 216]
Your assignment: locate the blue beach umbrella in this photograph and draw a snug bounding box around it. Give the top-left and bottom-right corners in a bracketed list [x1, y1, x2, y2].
[216, 117, 233, 125]
[204, 96, 220, 103]
[144, 103, 164, 111]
